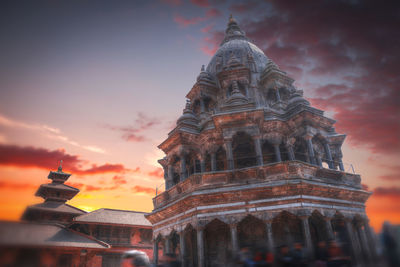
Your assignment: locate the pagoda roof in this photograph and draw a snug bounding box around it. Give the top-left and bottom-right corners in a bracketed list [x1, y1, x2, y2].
[0, 221, 109, 249]
[73, 208, 151, 227]
[36, 183, 79, 193]
[25, 201, 86, 215]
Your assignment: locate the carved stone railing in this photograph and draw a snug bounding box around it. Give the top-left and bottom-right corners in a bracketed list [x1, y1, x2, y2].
[153, 161, 361, 209]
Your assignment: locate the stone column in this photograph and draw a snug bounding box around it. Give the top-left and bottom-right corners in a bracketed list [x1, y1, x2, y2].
[300, 216, 313, 257]
[273, 144, 282, 162]
[345, 219, 361, 264]
[287, 145, 295, 161]
[200, 98, 205, 113]
[180, 155, 186, 182]
[254, 137, 263, 166]
[200, 154, 206, 173]
[167, 165, 174, 189]
[323, 143, 334, 169]
[339, 159, 345, 171]
[275, 88, 281, 102]
[225, 140, 234, 170]
[305, 135, 316, 165]
[358, 223, 371, 261]
[316, 154, 323, 167]
[265, 220, 274, 252]
[211, 152, 217, 171]
[197, 228, 205, 267]
[324, 217, 335, 240]
[179, 231, 186, 267]
[153, 239, 159, 265]
[230, 223, 239, 256]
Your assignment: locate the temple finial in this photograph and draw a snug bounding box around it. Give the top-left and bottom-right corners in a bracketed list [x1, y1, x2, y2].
[57, 160, 63, 172]
[229, 14, 234, 22]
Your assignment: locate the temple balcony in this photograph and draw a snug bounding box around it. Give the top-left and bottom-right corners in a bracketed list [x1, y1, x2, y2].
[152, 160, 361, 210]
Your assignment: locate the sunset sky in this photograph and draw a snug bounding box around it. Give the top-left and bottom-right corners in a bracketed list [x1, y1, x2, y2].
[0, 0, 399, 232]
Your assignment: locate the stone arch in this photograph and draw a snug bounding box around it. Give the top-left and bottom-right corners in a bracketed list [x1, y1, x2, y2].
[183, 224, 198, 267]
[169, 230, 180, 255]
[272, 211, 303, 248]
[186, 150, 201, 177]
[232, 131, 257, 169]
[293, 137, 309, 163]
[238, 215, 267, 249]
[204, 219, 232, 267]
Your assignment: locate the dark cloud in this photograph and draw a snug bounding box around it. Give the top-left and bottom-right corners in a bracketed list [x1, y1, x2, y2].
[202, 0, 400, 155]
[0, 144, 130, 175]
[173, 7, 221, 27]
[105, 112, 162, 143]
[374, 186, 400, 197]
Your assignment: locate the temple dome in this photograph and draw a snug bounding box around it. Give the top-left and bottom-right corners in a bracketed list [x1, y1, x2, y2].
[206, 16, 270, 76]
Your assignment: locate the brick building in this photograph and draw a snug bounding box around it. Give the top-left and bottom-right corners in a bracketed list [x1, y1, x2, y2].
[146, 16, 377, 267]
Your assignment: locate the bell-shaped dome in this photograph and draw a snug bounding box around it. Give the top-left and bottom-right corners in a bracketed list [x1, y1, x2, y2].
[206, 15, 270, 76]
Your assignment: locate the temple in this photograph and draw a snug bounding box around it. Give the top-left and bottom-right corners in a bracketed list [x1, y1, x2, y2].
[146, 16, 377, 266]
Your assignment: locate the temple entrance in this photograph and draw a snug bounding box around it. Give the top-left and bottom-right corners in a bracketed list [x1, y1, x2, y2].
[204, 219, 232, 267]
[238, 215, 267, 249]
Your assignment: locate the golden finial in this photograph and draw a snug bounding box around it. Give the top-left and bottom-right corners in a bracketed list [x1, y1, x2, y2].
[229, 14, 234, 23]
[57, 160, 63, 172]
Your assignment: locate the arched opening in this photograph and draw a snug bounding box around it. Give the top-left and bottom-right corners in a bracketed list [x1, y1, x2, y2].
[184, 225, 198, 267]
[193, 99, 201, 115]
[262, 140, 276, 164]
[215, 146, 226, 171]
[293, 138, 309, 163]
[169, 231, 180, 255]
[187, 151, 200, 177]
[266, 89, 277, 105]
[272, 211, 303, 249]
[238, 215, 267, 249]
[205, 219, 232, 266]
[279, 87, 290, 101]
[233, 132, 257, 169]
[170, 155, 181, 185]
[203, 97, 215, 113]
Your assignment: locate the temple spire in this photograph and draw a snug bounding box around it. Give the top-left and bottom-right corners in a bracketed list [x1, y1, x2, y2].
[57, 160, 63, 172]
[221, 15, 247, 45]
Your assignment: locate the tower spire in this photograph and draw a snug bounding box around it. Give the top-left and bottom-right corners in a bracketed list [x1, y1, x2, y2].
[221, 15, 247, 45]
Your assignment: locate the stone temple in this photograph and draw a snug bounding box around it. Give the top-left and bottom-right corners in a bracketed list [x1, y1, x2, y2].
[146, 16, 376, 266]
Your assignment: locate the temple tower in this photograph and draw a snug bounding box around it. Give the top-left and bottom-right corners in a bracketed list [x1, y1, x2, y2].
[146, 17, 375, 266]
[21, 162, 85, 224]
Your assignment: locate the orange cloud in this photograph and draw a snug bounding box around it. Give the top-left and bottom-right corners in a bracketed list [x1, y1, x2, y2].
[131, 185, 156, 196]
[147, 168, 164, 179]
[0, 181, 37, 191]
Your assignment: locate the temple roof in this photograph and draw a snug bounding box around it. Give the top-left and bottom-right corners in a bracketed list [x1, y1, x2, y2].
[73, 208, 152, 227]
[0, 221, 109, 249]
[24, 201, 86, 215]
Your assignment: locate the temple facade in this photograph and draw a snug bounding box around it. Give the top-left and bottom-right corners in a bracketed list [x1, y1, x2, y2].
[145, 16, 376, 266]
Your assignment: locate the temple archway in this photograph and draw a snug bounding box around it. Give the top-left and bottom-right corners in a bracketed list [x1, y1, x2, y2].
[238, 215, 267, 249]
[184, 225, 198, 267]
[204, 219, 232, 267]
[272, 211, 303, 248]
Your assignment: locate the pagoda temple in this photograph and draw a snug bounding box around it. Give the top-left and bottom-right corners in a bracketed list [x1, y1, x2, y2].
[146, 16, 377, 267]
[21, 161, 86, 224]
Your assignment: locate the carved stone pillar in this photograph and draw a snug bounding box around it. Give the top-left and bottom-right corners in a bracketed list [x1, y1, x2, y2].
[324, 143, 334, 169]
[300, 216, 313, 256]
[265, 220, 274, 252]
[197, 228, 205, 267]
[225, 140, 234, 170]
[345, 219, 361, 264]
[275, 88, 281, 102]
[316, 154, 323, 167]
[273, 144, 282, 162]
[167, 165, 174, 189]
[254, 137, 263, 166]
[305, 135, 316, 165]
[287, 145, 295, 161]
[211, 152, 217, 171]
[357, 222, 371, 262]
[179, 231, 186, 267]
[153, 239, 159, 265]
[200, 98, 205, 113]
[339, 159, 345, 171]
[230, 223, 239, 256]
[200, 155, 206, 173]
[180, 155, 186, 182]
